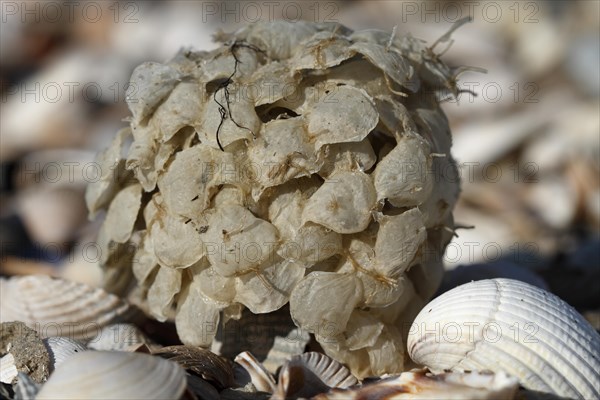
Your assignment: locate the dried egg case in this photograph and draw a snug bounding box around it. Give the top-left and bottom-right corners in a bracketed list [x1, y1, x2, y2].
[87, 19, 467, 378]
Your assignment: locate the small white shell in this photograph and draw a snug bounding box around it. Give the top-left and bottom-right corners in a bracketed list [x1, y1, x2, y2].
[263, 328, 311, 374]
[0, 275, 136, 341]
[36, 351, 186, 400]
[407, 279, 600, 399]
[0, 353, 18, 384]
[42, 337, 87, 371]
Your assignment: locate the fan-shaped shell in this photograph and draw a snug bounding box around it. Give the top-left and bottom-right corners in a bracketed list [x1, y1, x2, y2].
[43, 337, 87, 371]
[36, 351, 186, 400]
[407, 278, 600, 400]
[0, 275, 136, 341]
[275, 352, 358, 399]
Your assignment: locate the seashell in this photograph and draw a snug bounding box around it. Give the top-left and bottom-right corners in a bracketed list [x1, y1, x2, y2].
[0, 353, 18, 384]
[13, 372, 39, 400]
[262, 328, 310, 374]
[274, 352, 358, 399]
[36, 351, 186, 400]
[0, 275, 137, 341]
[407, 279, 600, 399]
[42, 337, 87, 371]
[87, 323, 154, 352]
[314, 369, 518, 399]
[234, 351, 276, 393]
[154, 345, 234, 390]
[18, 187, 87, 245]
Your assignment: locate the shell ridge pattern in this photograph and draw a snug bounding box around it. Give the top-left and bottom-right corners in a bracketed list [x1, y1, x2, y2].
[453, 280, 502, 370]
[454, 280, 574, 394]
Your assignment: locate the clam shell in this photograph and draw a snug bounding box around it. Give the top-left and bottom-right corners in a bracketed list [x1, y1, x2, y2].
[0, 275, 137, 341]
[42, 337, 87, 371]
[315, 369, 518, 399]
[36, 351, 186, 400]
[407, 279, 600, 399]
[274, 352, 358, 399]
[86, 324, 153, 352]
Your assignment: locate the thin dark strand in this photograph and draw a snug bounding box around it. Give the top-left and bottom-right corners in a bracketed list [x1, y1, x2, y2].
[214, 41, 265, 151]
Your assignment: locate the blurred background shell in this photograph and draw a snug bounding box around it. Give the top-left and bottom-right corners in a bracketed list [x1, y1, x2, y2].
[0, 275, 138, 340]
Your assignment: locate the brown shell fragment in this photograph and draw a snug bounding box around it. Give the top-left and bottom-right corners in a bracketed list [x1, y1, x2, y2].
[154, 345, 234, 390]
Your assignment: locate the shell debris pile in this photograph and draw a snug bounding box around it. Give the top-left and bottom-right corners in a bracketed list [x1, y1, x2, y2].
[87, 19, 465, 378]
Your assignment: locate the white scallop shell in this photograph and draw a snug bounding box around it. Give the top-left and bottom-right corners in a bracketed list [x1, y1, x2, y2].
[36, 351, 186, 400]
[0, 275, 136, 341]
[407, 279, 600, 399]
[42, 337, 87, 371]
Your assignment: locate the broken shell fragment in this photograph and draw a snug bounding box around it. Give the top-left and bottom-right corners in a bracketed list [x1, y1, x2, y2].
[154, 345, 234, 390]
[315, 369, 518, 400]
[0, 353, 18, 384]
[408, 279, 600, 399]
